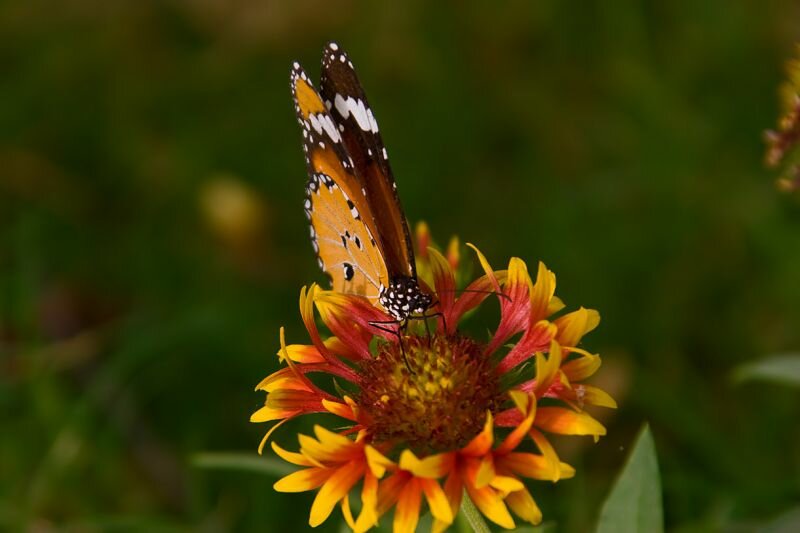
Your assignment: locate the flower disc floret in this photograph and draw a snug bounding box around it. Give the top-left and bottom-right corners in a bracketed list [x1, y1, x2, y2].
[359, 334, 501, 454]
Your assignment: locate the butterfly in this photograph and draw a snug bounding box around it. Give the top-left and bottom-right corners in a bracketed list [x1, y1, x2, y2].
[290, 42, 432, 322]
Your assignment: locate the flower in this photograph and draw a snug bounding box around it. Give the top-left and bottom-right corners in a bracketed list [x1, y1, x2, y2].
[765, 44, 800, 192]
[251, 225, 616, 532]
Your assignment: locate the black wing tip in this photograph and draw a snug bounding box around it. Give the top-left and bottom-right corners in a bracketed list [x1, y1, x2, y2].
[324, 41, 343, 53]
[322, 41, 353, 69]
[290, 61, 307, 82]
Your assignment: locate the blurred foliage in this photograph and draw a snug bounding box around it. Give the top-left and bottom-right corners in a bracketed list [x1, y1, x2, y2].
[732, 354, 800, 387]
[2, 0, 800, 531]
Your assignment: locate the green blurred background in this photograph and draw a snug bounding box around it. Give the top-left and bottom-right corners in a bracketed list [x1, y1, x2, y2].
[3, 1, 800, 531]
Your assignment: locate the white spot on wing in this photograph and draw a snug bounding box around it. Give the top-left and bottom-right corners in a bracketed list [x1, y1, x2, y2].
[334, 94, 349, 119]
[351, 98, 371, 131]
[319, 113, 341, 143]
[366, 108, 379, 133]
[309, 114, 323, 135]
[337, 96, 371, 132]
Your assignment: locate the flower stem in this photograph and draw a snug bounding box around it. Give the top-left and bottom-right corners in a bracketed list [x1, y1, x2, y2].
[459, 491, 491, 533]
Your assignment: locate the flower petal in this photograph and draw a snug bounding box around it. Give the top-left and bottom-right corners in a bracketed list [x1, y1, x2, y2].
[445, 270, 507, 333]
[315, 291, 391, 359]
[498, 320, 556, 374]
[555, 307, 600, 348]
[309, 460, 366, 527]
[415, 221, 431, 260]
[446, 236, 460, 270]
[466, 243, 502, 293]
[353, 471, 380, 532]
[496, 392, 536, 454]
[393, 478, 423, 533]
[365, 445, 394, 478]
[255, 368, 313, 393]
[399, 449, 453, 479]
[461, 411, 494, 456]
[299, 285, 331, 360]
[577, 384, 618, 409]
[299, 427, 359, 464]
[535, 407, 607, 437]
[474, 454, 495, 488]
[506, 487, 543, 525]
[341, 493, 356, 531]
[256, 418, 291, 455]
[322, 398, 357, 421]
[427, 247, 457, 331]
[534, 340, 563, 397]
[250, 404, 301, 423]
[486, 257, 533, 356]
[433, 469, 464, 533]
[528, 429, 561, 481]
[561, 349, 602, 381]
[500, 452, 561, 481]
[529, 261, 556, 323]
[281, 343, 326, 364]
[465, 484, 515, 529]
[377, 471, 409, 515]
[271, 441, 316, 467]
[489, 474, 525, 496]
[274, 466, 332, 493]
[420, 478, 454, 525]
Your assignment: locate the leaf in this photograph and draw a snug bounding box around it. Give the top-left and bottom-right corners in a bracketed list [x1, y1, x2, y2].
[191, 452, 294, 476]
[732, 354, 800, 387]
[596, 424, 663, 533]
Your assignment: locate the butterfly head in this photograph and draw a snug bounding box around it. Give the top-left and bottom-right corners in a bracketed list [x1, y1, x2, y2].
[379, 277, 433, 321]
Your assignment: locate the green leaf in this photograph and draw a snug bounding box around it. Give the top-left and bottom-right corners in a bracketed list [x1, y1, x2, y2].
[191, 452, 294, 477]
[732, 354, 800, 387]
[596, 424, 663, 533]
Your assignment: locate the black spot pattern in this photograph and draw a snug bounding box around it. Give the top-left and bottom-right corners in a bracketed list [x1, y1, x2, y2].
[378, 276, 433, 320]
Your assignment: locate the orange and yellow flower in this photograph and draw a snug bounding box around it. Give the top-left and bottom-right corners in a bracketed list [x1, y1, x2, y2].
[251, 224, 616, 531]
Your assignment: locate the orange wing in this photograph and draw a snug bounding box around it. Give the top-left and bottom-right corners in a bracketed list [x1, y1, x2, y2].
[291, 64, 388, 301]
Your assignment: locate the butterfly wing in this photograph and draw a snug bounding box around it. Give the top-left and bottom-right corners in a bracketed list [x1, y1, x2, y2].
[319, 43, 417, 281]
[291, 64, 388, 302]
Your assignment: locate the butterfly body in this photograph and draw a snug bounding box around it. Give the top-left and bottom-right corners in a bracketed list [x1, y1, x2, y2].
[291, 43, 431, 321]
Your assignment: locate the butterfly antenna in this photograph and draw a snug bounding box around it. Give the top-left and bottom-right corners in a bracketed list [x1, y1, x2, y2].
[435, 288, 512, 302]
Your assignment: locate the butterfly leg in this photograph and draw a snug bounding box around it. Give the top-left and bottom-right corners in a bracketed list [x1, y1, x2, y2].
[368, 318, 414, 373]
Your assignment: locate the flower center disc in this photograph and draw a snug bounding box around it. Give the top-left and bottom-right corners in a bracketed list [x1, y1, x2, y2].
[358, 335, 501, 454]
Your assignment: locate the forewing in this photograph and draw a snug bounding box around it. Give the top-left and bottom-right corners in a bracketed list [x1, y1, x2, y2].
[291, 63, 387, 300]
[319, 42, 417, 279]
